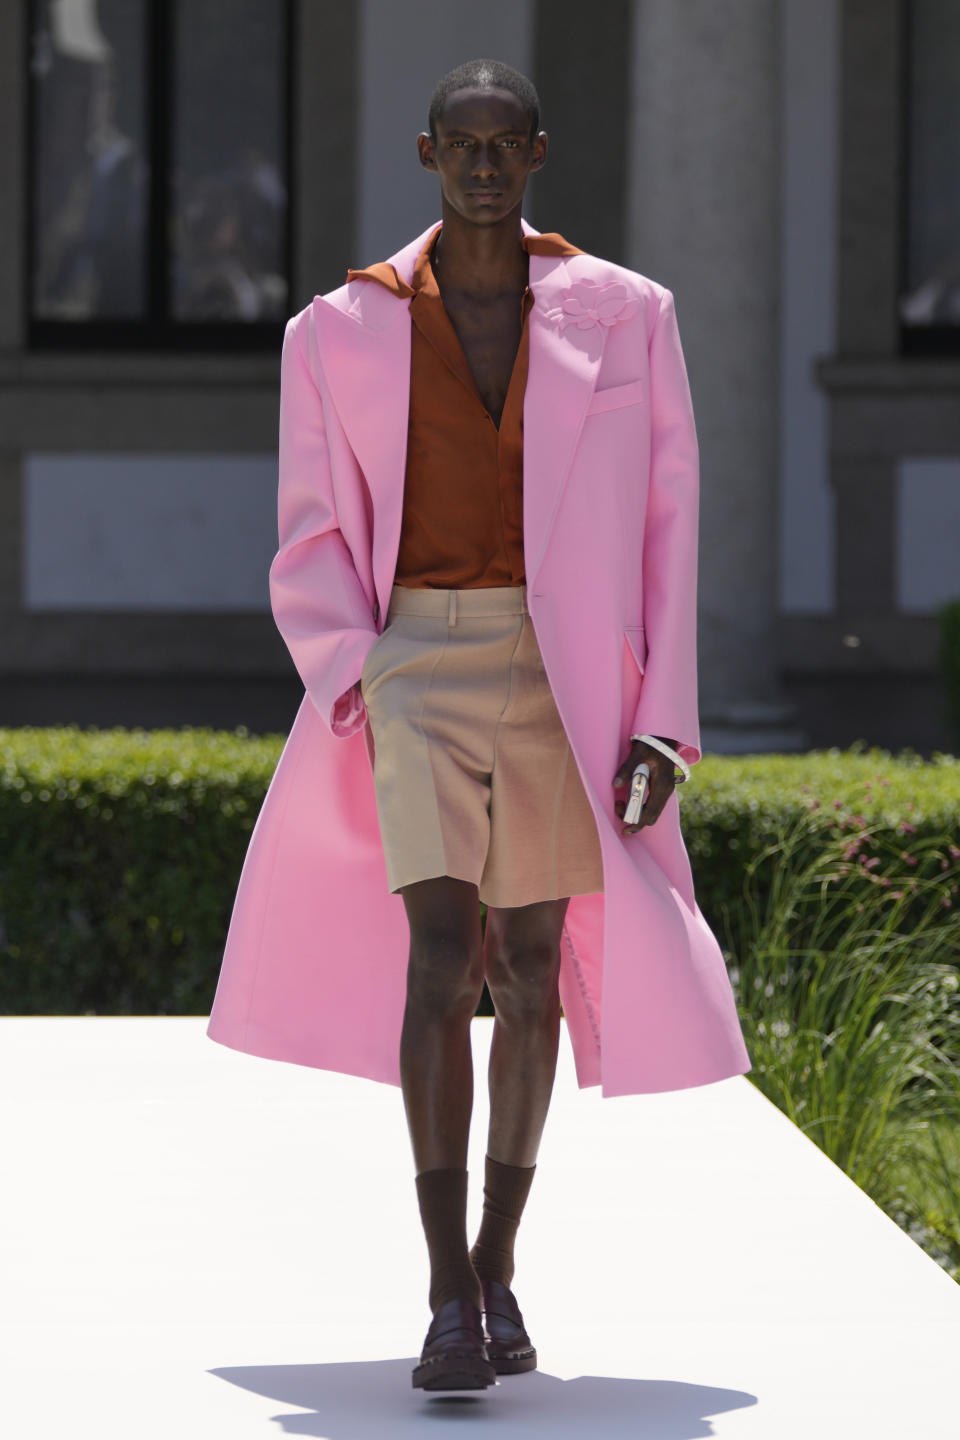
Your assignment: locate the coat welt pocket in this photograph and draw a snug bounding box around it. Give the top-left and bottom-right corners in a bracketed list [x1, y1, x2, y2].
[623, 625, 647, 675]
[586, 378, 646, 416]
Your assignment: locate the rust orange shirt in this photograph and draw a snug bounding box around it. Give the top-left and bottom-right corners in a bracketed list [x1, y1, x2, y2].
[346, 224, 583, 588]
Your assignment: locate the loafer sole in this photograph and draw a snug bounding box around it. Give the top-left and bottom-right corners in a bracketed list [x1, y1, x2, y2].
[481, 1280, 537, 1376]
[412, 1348, 497, 1391]
[488, 1343, 537, 1375]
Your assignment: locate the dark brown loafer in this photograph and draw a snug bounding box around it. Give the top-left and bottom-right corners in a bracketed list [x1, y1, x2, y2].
[481, 1278, 537, 1375]
[411, 1296, 497, 1391]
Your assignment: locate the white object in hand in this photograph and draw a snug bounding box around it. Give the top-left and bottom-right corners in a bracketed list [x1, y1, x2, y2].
[623, 761, 651, 825]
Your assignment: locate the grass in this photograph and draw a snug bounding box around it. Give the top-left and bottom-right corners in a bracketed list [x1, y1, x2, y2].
[721, 802, 960, 1283]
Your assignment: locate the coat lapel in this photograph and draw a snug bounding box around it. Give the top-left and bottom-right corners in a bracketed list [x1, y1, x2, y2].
[522, 246, 610, 588]
[309, 225, 432, 626]
[309, 219, 610, 614]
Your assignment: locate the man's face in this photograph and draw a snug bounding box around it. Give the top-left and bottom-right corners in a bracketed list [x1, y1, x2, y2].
[418, 86, 547, 224]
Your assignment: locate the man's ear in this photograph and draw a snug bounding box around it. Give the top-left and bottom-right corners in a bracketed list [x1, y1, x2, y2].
[530, 130, 548, 172]
[417, 132, 438, 172]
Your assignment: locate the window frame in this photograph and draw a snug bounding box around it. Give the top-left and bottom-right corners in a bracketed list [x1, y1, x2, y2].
[898, 0, 960, 358]
[25, 0, 295, 353]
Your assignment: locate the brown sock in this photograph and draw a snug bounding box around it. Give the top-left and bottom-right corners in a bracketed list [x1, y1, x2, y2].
[414, 1167, 483, 1314]
[468, 1155, 537, 1289]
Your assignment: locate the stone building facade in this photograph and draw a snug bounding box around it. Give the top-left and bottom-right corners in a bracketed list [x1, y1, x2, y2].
[1, 0, 956, 753]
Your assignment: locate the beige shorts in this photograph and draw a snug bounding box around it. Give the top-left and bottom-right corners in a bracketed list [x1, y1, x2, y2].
[360, 584, 604, 909]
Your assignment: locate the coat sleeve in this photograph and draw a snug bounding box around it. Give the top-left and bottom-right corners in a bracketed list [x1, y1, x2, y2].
[268, 313, 375, 740]
[630, 286, 702, 767]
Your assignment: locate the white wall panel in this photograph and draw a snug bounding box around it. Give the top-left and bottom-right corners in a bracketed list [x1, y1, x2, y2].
[24, 453, 277, 611]
[897, 458, 960, 613]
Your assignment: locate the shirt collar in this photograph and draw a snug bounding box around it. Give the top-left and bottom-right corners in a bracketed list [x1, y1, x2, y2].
[346, 225, 584, 298]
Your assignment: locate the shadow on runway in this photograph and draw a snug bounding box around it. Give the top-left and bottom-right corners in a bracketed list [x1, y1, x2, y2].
[208, 1358, 757, 1436]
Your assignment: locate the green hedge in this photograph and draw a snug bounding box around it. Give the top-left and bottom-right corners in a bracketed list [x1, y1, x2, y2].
[684, 746, 960, 960]
[0, 727, 277, 1014]
[0, 727, 957, 1016]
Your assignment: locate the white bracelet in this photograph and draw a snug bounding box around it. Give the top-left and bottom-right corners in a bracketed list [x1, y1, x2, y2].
[629, 733, 691, 783]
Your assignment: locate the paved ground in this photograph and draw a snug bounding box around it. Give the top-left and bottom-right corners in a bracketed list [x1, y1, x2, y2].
[2, 1015, 957, 1438]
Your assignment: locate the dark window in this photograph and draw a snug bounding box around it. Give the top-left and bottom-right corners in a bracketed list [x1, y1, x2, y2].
[28, 0, 292, 350]
[901, 0, 960, 355]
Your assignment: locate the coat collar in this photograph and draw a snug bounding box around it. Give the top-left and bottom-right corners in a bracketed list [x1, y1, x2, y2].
[308, 219, 626, 614]
[316, 217, 580, 331]
[342, 222, 584, 302]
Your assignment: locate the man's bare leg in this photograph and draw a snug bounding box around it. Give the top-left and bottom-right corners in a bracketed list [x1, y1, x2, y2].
[466, 895, 569, 1370]
[399, 875, 486, 1315]
[482, 896, 569, 1169]
[470, 897, 569, 1283]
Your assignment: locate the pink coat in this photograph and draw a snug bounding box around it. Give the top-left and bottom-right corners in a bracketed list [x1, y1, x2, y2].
[206, 218, 752, 1097]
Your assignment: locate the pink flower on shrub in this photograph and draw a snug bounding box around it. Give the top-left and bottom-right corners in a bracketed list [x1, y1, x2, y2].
[901, 852, 917, 866]
[897, 821, 917, 835]
[949, 845, 960, 861]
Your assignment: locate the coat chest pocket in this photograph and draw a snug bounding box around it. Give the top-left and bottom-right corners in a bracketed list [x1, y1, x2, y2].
[585, 378, 645, 417]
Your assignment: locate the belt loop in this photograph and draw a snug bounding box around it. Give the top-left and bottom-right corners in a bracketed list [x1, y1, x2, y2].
[448, 590, 457, 627]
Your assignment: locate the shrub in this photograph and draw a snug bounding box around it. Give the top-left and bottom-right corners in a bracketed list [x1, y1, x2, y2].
[681, 744, 960, 966]
[0, 726, 278, 1014]
[1, 730, 957, 1019]
[705, 792, 960, 1282]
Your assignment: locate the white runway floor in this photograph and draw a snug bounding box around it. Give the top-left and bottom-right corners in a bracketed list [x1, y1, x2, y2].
[2, 1015, 957, 1439]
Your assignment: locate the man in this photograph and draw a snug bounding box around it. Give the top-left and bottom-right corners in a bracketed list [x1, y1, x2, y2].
[206, 59, 751, 1393]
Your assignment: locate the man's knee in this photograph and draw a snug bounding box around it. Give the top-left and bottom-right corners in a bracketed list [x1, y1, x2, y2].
[402, 877, 485, 1020]
[484, 928, 562, 1020]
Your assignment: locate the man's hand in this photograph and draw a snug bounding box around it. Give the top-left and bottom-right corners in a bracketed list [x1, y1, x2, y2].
[612, 736, 678, 833]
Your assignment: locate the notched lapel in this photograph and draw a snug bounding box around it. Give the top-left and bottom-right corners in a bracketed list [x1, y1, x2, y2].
[310, 288, 411, 628]
[306, 221, 440, 625]
[523, 253, 609, 587]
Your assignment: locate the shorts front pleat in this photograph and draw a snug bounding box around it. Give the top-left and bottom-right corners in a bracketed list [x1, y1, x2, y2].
[361, 585, 604, 907]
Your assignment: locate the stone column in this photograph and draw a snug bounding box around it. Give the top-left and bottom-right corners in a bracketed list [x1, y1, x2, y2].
[627, 1, 802, 750]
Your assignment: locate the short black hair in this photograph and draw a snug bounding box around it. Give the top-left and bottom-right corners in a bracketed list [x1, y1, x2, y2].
[428, 59, 540, 142]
